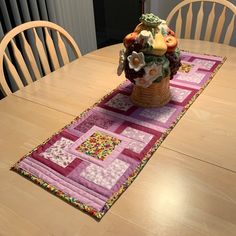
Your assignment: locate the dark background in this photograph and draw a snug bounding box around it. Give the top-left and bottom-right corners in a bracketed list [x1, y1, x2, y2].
[93, 0, 143, 48]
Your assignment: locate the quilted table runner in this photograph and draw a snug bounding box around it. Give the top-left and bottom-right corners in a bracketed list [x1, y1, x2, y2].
[12, 51, 225, 219]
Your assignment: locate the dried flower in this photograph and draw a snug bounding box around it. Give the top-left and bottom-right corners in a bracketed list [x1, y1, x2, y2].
[127, 51, 145, 72]
[144, 63, 162, 80]
[134, 64, 161, 88]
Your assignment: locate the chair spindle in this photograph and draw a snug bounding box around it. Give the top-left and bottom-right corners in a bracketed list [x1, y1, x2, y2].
[56, 31, 70, 65]
[185, 3, 193, 39]
[20, 32, 41, 80]
[44, 27, 60, 70]
[33, 28, 51, 75]
[10, 39, 32, 85]
[3, 53, 24, 90]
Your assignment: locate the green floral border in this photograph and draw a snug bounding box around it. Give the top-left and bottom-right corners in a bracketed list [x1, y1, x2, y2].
[11, 51, 227, 220]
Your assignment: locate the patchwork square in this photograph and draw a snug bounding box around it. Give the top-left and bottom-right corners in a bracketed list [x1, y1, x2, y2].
[192, 58, 216, 70]
[80, 159, 130, 190]
[139, 106, 177, 123]
[67, 126, 131, 167]
[30, 131, 83, 176]
[128, 140, 147, 154]
[176, 72, 206, 84]
[105, 93, 133, 111]
[129, 103, 183, 129]
[98, 91, 138, 116]
[121, 127, 153, 143]
[170, 86, 192, 103]
[40, 137, 76, 168]
[121, 127, 153, 154]
[76, 131, 121, 161]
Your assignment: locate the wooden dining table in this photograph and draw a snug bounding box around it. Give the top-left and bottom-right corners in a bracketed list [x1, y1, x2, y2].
[0, 39, 236, 236]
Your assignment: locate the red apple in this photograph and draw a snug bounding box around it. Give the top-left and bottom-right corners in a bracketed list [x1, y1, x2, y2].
[164, 35, 178, 52]
[123, 32, 138, 48]
[167, 28, 175, 36]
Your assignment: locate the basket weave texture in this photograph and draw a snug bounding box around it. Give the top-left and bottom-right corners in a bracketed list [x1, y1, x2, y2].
[130, 77, 171, 108]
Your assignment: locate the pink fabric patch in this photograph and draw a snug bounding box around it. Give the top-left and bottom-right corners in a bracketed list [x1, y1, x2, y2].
[98, 90, 138, 115]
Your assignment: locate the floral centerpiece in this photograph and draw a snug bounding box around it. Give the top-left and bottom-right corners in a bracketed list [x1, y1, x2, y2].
[117, 13, 181, 107]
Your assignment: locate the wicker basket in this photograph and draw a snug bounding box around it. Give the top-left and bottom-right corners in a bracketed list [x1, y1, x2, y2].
[130, 76, 171, 108]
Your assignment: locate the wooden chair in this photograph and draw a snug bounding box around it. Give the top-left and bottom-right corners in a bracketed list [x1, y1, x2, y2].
[166, 0, 236, 44]
[0, 21, 82, 96]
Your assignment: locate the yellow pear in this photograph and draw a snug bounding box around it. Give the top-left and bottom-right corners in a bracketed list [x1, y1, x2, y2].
[151, 32, 167, 56]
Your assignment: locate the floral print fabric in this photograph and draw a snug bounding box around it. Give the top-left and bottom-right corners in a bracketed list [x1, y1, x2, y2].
[105, 93, 133, 111]
[139, 106, 176, 123]
[76, 131, 121, 161]
[80, 159, 129, 190]
[41, 137, 76, 168]
[177, 72, 206, 84]
[170, 87, 192, 103]
[121, 127, 153, 154]
[192, 58, 216, 70]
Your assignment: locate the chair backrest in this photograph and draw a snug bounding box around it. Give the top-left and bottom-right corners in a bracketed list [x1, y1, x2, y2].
[166, 0, 236, 44]
[0, 20, 82, 96]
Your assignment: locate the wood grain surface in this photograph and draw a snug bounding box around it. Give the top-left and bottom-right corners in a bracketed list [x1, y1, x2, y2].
[0, 39, 235, 236]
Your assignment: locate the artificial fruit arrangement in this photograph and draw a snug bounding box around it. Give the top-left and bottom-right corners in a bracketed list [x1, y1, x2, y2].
[117, 13, 181, 89]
